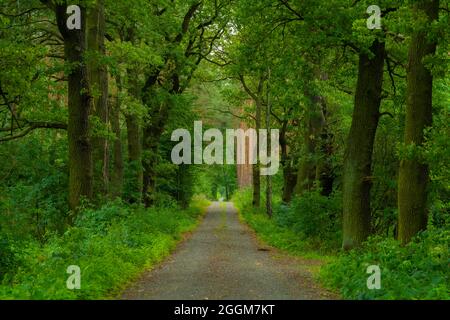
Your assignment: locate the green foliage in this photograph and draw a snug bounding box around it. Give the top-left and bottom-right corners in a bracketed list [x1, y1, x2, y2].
[0, 232, 16, 281]
[0, 196, 209, 300]
[277, 191, 342, 244]
[0, 133, 69, 240]
[320, 227, 450, 300]
[0, 0, 449, 301]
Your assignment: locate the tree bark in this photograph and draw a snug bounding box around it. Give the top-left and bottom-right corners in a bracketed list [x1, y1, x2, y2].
[110, 77, 123, 198]
[236, 116, 253, 189]
[342, 40, 385, 250]
[316, 108, 335, 197]
[125, 69, 143, 203]
[398, 0, 439, 244]
[252, 98, 262, 208]
[295, 95, 325, 196]
[142, 116, 167, 207]
[54, 3, 93, 212]
[265, 70, 272, 218]
[87, 0, 109, 197]
[280, 121, 297, 203]
[316, 132, 335, 197]
[141, 71, 177, 208]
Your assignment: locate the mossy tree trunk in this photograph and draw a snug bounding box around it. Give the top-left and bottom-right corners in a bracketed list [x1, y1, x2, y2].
[342, 40, 385, 250]
[398, 0, 439, 244]
[125, 69, 143, 204]
[295, 95, 325, 196]
[142, 123, 164, 208]
[110, 76, 124, 198]
[252, 98, 262, 208]
[53, 3, 93, 212]
[239, 74, 265, 208]
[141, 71, 176, 207]
[316, 107, 335, 197]
[87, 0, 109, 197]
[280, 120, 297, 203]
[265, 70, 272, 218]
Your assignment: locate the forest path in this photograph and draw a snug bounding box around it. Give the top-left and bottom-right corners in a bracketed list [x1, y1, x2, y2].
[121, 202, 337, 300]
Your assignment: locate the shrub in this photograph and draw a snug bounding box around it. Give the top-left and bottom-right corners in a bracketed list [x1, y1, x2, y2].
[320, 227, 450, 300]
[0, 233, 17, 281]
[275, 191, 342, 243]
[0, 196, 209, 299]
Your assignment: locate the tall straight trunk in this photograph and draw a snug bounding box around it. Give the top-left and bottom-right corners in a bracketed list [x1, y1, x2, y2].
[295, 95, 325, 196]
[142, 122, 165, 207]
[252, 99, 262, 208]
[142, 94, 172, 207]
[342, 40, 385, 250]
[280, 121, 297, 203]
[141, 69, 178, 207]
[236, 116, 253, 189]
[142, 141, 156, 207]
[87, 0, 109, 197]
[265, 70, 272, 218]
[222, 166, 230, 201]
[110, 77, 123, 198]
[54, 4, 93, 211]
[398, 0, 439, 244]
[125, 69, 143, 203]
[316, 118, 335, 197]
[125, 114, 142, 202]
[176, 165, 190, 209]
[314, 76, 335, 196]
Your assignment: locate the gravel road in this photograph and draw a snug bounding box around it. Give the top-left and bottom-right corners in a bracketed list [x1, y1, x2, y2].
[121, 202, 337, 300]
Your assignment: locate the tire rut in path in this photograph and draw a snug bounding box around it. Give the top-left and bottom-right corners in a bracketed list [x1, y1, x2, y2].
[121, 202, 337, 300]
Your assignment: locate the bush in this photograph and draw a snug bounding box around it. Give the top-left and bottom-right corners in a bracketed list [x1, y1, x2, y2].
[275, 191, 342, 243]
[320, 227, 450, 300]
[0, 233, 17, 281]
[0, 196, 209, 299]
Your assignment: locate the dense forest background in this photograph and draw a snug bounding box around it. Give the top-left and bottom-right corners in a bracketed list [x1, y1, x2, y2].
[0, 0, 448, 299]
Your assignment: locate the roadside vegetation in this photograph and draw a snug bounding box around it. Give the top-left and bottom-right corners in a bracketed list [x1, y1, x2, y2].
[0, 196, 209, 299]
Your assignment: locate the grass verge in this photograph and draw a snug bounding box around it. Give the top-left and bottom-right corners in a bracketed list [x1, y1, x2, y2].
[0, 195, 210, 299]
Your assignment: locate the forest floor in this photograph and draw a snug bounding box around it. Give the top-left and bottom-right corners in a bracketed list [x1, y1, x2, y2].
[121, 202, 338, 300]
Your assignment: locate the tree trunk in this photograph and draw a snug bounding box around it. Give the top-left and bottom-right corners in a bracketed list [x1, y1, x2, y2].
[142, 96, 171, 207]
[55, 4, 93, 211]
[316, 111, 335, 197]
[295, 95, 325, 196]
[265, 70, 272, 218]
[342, 40, 385, 250]
[110, 77, 123, 198]
[252, 99, 262, 208]
[125, 69, 143, 203]
[236, 117, 253, 189]
[140, 68, 177, 208]
[142, 123, 164, 207]
[87, 0, 109, 198]
[280, 121, 297, 203]
[398, 0, 439, 244]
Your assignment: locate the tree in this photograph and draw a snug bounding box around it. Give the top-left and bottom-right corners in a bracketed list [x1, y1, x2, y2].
[239, 74, 265, 208]
[87, 0, 109, 197]
[140, 0, 229, 207]
[43, 1, 94, 212]
[398, 0, 439, 244]
[342, 39, 386, 250]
